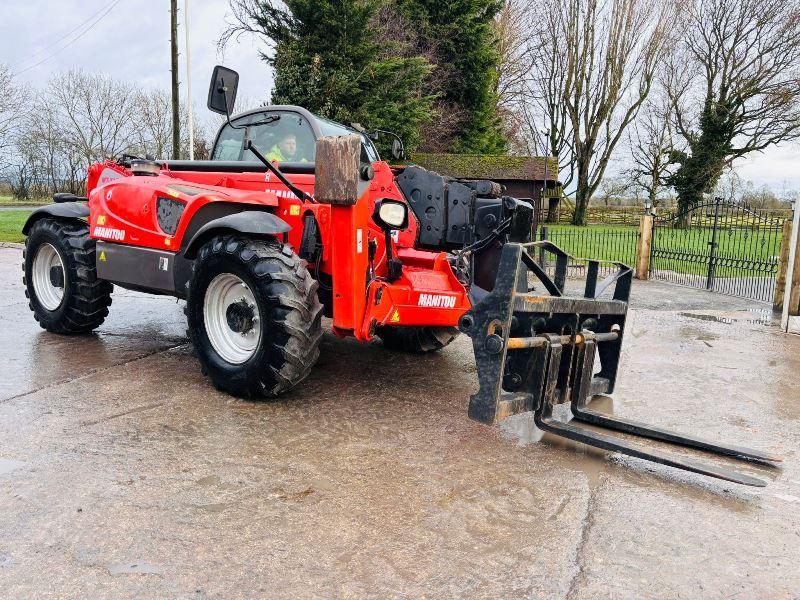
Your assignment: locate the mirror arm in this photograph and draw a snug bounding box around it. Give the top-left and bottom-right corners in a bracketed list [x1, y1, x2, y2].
[245, 140, 314, 203]
[220, 79, 244, 130]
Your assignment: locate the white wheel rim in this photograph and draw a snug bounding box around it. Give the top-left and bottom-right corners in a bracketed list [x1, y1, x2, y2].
[203, 273, 262, 364]
[32, 243, 65, 311]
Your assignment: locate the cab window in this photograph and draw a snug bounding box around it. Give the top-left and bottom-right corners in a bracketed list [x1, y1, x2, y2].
[315, 116, 381, 163]
[211, 112, 316, 163]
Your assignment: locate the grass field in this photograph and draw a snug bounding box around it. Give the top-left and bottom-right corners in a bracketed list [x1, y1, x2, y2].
[544, 224, 783, 278]
[542, 224, 640, 265]
[0, 210, 31, 243]
[0, 195, 49, 206]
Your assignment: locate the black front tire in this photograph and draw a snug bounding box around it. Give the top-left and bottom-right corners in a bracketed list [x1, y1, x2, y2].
[23, 218, 113, 334]
[376, 325, 459, 353]
[186, 235, 323, 398]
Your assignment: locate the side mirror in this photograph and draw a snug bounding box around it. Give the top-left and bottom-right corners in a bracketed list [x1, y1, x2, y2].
[373, 199, 409, 231]
[390, 138, 404, 161]
[207, 65, 239, 116]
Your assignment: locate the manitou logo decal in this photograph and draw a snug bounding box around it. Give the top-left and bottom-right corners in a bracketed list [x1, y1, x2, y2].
[99, 167, 123, 185]
[94, 227, 126, 241]
[269, 188, 313, 200]
[417, 294, 457, 308]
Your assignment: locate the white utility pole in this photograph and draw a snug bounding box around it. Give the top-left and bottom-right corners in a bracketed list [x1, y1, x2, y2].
[184, 0, 194, 160]
[781, 200, 800, 333]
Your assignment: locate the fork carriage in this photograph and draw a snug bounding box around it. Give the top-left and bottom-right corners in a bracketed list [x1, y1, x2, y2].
[459, 242, 781, 487]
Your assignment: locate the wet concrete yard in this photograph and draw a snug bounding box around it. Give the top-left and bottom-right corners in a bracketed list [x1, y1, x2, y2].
[1, 244, 799, 598]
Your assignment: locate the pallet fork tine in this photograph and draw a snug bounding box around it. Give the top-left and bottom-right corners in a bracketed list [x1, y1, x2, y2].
[536, 338, 768, 487]
[459, 242, 782, 487]
[534, 415, 769, 487]
[569, 340, 782, 464]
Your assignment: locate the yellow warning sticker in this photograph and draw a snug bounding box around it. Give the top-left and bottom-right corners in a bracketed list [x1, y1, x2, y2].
[289, 205, 301, 216]
[390, 309, 400, 323]
[99, 251, 107, 262]
[97, 215, 106, 225]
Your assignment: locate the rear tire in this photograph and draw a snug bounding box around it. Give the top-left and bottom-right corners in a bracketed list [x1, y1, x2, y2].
[23, 218, 113, 334]
[376, 325, 459, 353]
[186, 235, 323, 397]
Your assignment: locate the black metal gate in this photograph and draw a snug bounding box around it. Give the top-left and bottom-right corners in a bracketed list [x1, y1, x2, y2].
[649, 198, 785, 303]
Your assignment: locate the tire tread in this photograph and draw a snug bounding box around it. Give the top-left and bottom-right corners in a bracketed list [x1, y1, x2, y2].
[24, 219, 112, 334]
[187, 235, 323, 397]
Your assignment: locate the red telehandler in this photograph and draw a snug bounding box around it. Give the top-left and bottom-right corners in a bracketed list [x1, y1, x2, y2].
[21, 66, 780, 486]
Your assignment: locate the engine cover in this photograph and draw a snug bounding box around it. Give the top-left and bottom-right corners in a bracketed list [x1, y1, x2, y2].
[396, 165, 534, 294]
[396, 165, 532, 251]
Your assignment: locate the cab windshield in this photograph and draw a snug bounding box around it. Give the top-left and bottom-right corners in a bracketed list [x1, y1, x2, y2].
[212, 111, 316, 163]
[211, 111, 380, 164]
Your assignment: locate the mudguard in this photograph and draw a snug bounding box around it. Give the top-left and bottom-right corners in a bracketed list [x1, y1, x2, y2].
[22, 202, 89, 235]
[183, 210, 291, 258]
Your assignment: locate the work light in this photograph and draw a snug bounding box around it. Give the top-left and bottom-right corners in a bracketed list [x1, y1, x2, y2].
[373, 199, 408, 230]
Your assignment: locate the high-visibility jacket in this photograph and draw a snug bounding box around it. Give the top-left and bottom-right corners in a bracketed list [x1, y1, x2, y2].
[265, 145, 286, 162]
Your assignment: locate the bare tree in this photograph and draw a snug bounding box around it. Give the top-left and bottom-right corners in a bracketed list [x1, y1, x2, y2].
[47, 71, 137, 165]
[512, 0, 675, 221]
[558, 0, 677, 224]
[713, 170, 743, 203]
[495, 1, 531, 112]
[495, 0, 535, 153]
[627, 98, 673, 206]
[24, 92, 70, 194]
[131, 89, 173, 159]
[511, 1, 575, 184]
[15, 89, 97, 197]
[130, 89, 194, 159]
[597, 175, 632, 206]
[0, 64, 27, 175]
[666, 0, 800, 212]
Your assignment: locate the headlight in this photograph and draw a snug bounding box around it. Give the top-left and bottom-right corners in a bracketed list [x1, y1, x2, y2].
[373, 199, 409, 230]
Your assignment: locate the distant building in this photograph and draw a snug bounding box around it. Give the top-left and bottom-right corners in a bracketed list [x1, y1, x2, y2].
[409, 153, 562, 230]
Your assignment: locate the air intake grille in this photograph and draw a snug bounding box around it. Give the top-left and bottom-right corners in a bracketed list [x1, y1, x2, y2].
[156, 197, 185, 236]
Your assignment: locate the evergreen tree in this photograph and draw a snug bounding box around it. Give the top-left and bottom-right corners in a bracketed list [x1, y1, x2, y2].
[227, 0, 434, 152]
[395, 0, 507, 154]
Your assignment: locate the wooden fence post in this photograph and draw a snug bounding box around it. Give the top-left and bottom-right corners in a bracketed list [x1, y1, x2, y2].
[635, 215, 653, 280]
[774, 220, 793, 311]
[789, 229, 800, 318]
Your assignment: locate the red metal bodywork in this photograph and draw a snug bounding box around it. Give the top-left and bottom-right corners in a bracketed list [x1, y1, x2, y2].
[86, 159, 471, 341]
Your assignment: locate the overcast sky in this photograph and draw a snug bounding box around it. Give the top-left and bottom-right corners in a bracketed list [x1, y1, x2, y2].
[1, 0, 798, 191]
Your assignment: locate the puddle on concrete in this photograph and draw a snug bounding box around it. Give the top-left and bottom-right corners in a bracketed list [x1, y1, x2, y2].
[680, 309, 773, 326]
[495, 394, 777, 496]
[195, 475, 220, 487]
[0, 459, 26, 475]
[500, 412, 545, 444]
[195, 502, 229, 513]
[499, 396, 616, 486]
[679, 325, 720, 341]
[107, 562, 163, 575]
[500, 396, 615, 446]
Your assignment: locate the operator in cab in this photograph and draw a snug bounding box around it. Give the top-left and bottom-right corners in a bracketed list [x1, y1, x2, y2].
[266, 133, 305, 163]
